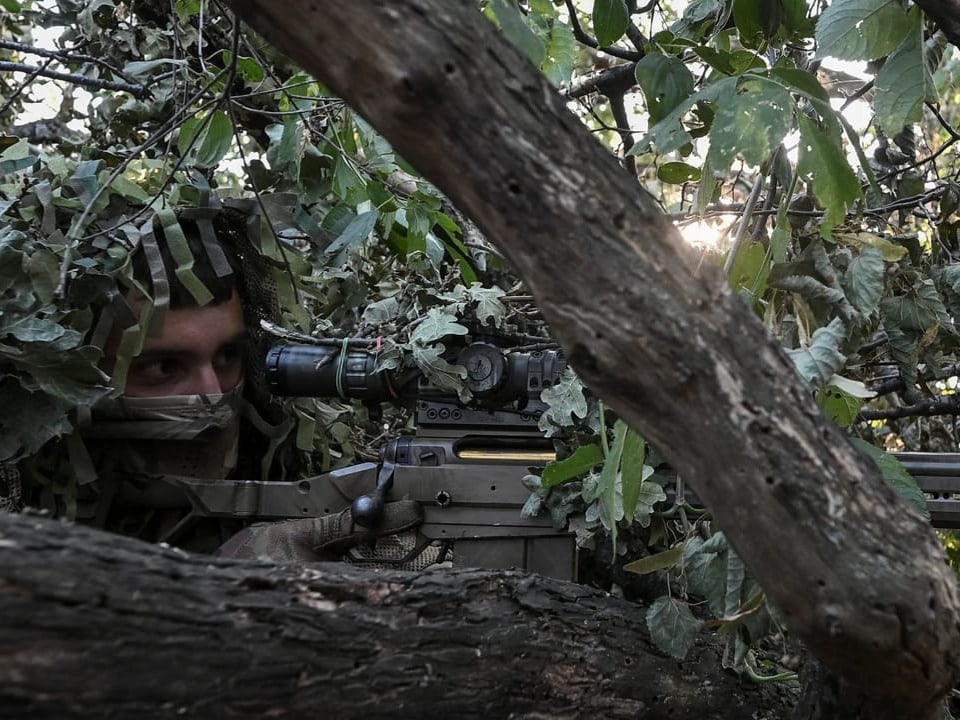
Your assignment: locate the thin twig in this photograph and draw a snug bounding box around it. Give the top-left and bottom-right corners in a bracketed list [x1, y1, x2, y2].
[860, 394, 960, 420]
[53, 66, 233, 297]
[0, 39, 136, 82]
[0, 60, 148, 97]
[563, 0, 642, 61]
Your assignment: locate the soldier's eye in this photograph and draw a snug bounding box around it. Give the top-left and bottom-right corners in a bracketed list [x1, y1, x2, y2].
[214, 342, 242, 370]
[131, 357, 183, 385]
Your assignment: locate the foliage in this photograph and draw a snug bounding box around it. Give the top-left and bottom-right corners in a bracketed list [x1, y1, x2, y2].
[2, 0, 960, 687]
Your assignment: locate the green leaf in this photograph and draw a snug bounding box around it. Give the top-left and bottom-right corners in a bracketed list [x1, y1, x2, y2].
[828, 374, 876, 399]
[692, 46, 766, 75]
[542, 443, 604, 487]
[657, 161, 701, 184]
[727, 241, 769, 293]
[635, 54, 695, 124]
[4, 316, 65, 343]
[631, 77, 735, 157]
[735, 0, 792, 46]
[849, 438, 930, 520]
[767, 259, 846, 305]
[634, 480, 667, 527]
[723, 550, 746, 618]
[0, 380, 74, 461]
[624, 544, 684, 575]
[325, 210, 378, 260]
[683, 533, 730, 615]
[489, 0, 546, 65]
[881, 280, 953, 333]
[177, 116, 204, 157]
[596, 419, 628, 550]
[818, 384, 864, 427]
[710, 77, 794, 167]
[538, 368, 589, 432]
[195, 111, 234, 168]
[835, 232, 908, 261]
[785, 317, 847, 388]
[410, 342, 468, 394]
[874, 8, 936, 134]
[797, 113, 861, 233]
[223, 52, 266, 85]
[593, 0, 629, 46]
[541, 20, 577, 86]
[620, 427, 646, 521]
[781, 0, 808, 33]
[815, 0, 911, 61]
[732, 0, 765, 46]
[843, 246, 885, 314]
[275, 117, 306, 174]
[27, 249, 59, 305]
[646, 595, 704, 660]
[464, 284, 508, 326]
[671, 0, 723, 40]
[769, 66, 831, 105]
[30, 366, 111, 407]
[122, 58, 187, 77]
[411, 307, 469, 346]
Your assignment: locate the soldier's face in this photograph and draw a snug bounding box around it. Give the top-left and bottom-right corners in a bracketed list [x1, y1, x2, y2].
[124, 291, 246, 397]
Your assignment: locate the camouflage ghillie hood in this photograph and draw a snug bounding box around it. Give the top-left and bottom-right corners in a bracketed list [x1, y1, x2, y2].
[4, 183, 312, 531]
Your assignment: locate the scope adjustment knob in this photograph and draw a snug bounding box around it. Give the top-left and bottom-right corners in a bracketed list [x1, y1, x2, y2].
[459, 342, 507, 396]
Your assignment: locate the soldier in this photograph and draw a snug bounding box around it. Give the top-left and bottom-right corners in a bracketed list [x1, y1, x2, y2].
[14, 203, 433, 567]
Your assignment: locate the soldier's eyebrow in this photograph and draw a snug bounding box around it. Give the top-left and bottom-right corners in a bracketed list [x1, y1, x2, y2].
[136, 330, 247, 358]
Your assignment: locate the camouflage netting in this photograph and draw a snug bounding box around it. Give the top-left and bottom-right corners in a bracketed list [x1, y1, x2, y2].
[212, 200, 291, 427]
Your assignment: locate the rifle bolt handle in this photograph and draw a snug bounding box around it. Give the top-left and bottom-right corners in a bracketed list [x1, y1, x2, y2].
[352, 493, 383, 528]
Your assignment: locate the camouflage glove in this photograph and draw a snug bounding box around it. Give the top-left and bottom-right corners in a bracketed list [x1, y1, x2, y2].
[215, 499, 424, 564]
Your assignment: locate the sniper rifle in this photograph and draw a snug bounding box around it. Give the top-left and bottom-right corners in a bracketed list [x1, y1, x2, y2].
[179, 340, 578, 580]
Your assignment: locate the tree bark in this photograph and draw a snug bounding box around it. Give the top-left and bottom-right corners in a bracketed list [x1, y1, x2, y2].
[224, 2, 960, 717]
[0, 512, 792, 719]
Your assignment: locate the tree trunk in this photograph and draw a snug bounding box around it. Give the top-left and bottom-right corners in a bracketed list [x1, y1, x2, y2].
[225, 2, 960, 717]
[0, 512, 793, 719]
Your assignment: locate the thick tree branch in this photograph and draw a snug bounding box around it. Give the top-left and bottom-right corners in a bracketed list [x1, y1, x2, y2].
[0, 513, 788, 719]
[224, 2, 960, 716]
[562, 63, 637, 100]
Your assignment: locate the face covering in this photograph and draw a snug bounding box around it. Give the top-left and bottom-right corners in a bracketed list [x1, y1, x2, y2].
[79, 386, 243, 510]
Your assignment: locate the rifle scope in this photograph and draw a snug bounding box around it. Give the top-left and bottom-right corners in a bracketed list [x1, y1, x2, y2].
[265, 342, 566, 403]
